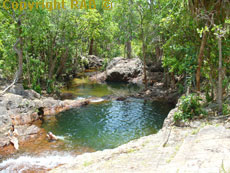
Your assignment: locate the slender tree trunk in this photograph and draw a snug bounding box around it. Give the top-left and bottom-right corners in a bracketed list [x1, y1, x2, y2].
[142, 30, 147, 90]
[155, 45, 162, 62]
[48, 53, 58, 80]
[196, 30, 207, 92]
[163, 68, 168, 88]
[94, 41, 97, 56]
[218, 37, 223, 113]
[170, 72, 175, 89]
[137, 7, 147, 89]
[48, 36, 57, 80]
[124, 45, 126, 58]
[89, 38, 94, 55]
[126, 41, 132, 59]
[56, 48, 69, 78]
[2, 19, 24, 96]
[17, 20, 23, 82]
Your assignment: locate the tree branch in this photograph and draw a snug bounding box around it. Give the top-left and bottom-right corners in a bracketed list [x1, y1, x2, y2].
[0, 70, 19, 96]
[0, 39, 21, 96]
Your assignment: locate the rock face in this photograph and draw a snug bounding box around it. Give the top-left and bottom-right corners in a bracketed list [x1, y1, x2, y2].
[51, 124, 230, 173]
[8, 84, 25, 96]
[106, 57, 143, 83]
[0, 107, 12, 138]
[81, 55, 103, 69]
[8, 84, 41, 99]
[89, 72, 106, 83]
[0, 92, 90, 149]
[137, 85, 179, 104]
[87, 55, 103, 69]
[0, 93, 43, 148]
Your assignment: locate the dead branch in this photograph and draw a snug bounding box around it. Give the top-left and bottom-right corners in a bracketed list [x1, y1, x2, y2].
[0, 39, 21, 96]
[0, 70, 19, 96]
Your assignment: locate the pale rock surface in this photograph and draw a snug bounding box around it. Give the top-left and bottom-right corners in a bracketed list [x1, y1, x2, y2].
[50, 125, 230, 173]
[106, 57, 143, 83]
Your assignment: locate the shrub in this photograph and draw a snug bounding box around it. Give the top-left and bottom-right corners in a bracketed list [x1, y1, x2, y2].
[223, 103, 230, 115]
[174, 94, 205, 122]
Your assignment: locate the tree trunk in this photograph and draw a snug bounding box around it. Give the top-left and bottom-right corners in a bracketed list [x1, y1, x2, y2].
[196, 30, 207, 92]
[94, 41, 97, 56]
[126, 41, 132, 59]
[89, 38, 94, 55]
[56, 48, 69, 78]
[48, 36, 57, 80]
[48, 53, 58, 80]
[2, 19, 24, 96]
[155, 45, 162, 62]
[170, 72, 175, 89]
[124, 45, 126, 58]
[218, 37, 223, 113]
[163, 68, 168, 88]
[17, 20, 23, 82]
[142, 31, 147, 90]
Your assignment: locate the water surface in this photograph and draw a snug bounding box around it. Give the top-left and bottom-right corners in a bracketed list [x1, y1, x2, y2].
[0, 74, 174, 172]
[42, 98, 173, 150]
[61, 77, 141, 98]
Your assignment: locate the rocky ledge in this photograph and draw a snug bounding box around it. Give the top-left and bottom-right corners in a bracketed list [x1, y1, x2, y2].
[135, 83, 179, 104]
[50, 107, 230, 172]
[0, 86, 94, 156]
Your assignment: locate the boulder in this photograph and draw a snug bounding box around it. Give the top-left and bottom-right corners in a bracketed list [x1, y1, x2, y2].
[8, 84, 26, 96]
[89, 71, 106, 83]
[106, 57, 143, 82]
[0, 93, 23, 110]
[17, 125, 41, 142]
[80, 55, 103, 69]
[8, 84, 41, 99]
[86, 55, 103, 69]
[24, 89, 41, 99]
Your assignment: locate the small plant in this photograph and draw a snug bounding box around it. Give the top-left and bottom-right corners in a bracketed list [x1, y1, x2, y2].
[80, 56, 89, 68]
[174, 94, 205, 122]
[100, 58, 109, 71]
[223, 103, 230, 115]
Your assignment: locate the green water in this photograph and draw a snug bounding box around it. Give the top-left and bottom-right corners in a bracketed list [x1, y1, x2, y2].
[43, 75, 173, 151]
[42, 98, 173, 151]
[61, 77, 141, 98]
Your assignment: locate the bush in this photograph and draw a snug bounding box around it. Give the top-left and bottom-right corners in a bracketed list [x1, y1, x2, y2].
[174, 94, 205, 122]
[223, 104, 230, 115]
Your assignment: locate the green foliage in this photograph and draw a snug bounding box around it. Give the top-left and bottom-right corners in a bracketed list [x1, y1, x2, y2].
[223, 104, 230, 115]
[162, 9, 198, 89]
[80, 57, 89, 67]
[100, 58, 109, 71]
[0, 0, 229, 97]
[174, 94, 205, 122]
